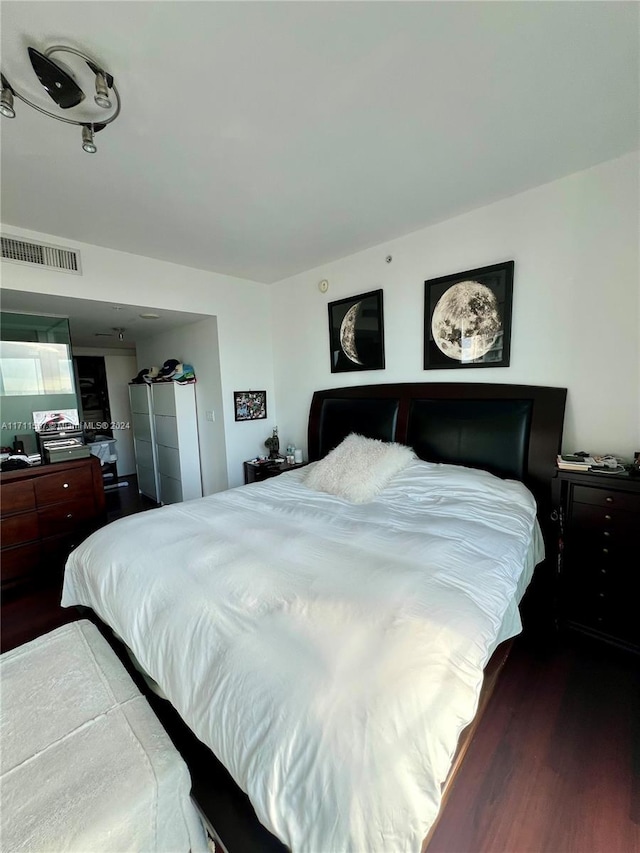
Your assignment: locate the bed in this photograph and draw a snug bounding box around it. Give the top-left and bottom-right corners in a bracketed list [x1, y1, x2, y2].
[61, 381, 566, 853]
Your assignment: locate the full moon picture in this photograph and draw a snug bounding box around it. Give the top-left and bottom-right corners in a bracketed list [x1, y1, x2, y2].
[431, 280, 501, 362]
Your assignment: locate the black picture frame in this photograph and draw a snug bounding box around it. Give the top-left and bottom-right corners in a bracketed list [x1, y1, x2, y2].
[234, 390, 267, 421]
[424, 261, 514, 370]
[328, 289, 385, 373]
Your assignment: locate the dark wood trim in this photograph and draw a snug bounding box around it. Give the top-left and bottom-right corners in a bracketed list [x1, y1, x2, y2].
[421, 639, 514, 852]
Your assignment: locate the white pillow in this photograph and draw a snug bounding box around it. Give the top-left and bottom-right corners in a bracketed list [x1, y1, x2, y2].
[304, 433, 416, 503]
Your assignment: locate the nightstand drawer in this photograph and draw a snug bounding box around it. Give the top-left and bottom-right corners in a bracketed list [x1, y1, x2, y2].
[570, 501, 636, 533]
[35, 467, 93, 507]
[572, 484, 640, 513]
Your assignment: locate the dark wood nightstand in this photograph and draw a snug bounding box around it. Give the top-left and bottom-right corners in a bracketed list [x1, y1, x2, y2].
[553, 469, 640, 653]
[243, 459, 308, 485]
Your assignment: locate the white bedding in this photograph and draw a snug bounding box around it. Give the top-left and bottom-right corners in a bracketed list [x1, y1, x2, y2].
[62, 460, 543, 853]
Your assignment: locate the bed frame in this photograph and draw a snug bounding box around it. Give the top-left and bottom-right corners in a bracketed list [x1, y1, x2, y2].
[309, 381, 567, 851]
[95, 381, 567, 853]
[309, 382, 567, 517]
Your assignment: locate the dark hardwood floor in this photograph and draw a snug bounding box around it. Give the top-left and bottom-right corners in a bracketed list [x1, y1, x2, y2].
[1, 475, 158, 653]
[2, 480, 638, 852]
[428, 635, 640, 853]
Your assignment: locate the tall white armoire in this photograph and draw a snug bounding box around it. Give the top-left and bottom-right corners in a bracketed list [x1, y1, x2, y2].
[129, 382, 202, 505]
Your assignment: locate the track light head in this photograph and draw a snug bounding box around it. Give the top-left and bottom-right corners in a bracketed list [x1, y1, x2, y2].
[94, 71, 111, 109]
[82, 124, 97, 154]
[0, 86, 15, 118]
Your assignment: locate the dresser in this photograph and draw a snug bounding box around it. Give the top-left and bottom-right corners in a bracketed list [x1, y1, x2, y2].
[553, 470, 640, 653]
[129, 382, 202, 505]
[1, 457, 106, 590]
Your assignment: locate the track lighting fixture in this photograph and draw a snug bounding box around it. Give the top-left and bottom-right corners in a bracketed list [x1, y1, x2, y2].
[82, 125, 97, 154]
[0, 86, 15, 118]
[94, 71, 112, 109]
[0, 44, 120, 154]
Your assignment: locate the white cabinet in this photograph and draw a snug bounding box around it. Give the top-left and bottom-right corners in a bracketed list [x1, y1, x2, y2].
[129, 383, 202, 505]
[151, 383, 202, 504]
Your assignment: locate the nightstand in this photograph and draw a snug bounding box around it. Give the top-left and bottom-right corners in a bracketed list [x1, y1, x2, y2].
[553, 470, 640, 653]
[243, 460, 308, 485]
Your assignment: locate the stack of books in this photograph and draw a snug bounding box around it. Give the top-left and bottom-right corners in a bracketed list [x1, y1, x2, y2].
[557, 454, 592, 472]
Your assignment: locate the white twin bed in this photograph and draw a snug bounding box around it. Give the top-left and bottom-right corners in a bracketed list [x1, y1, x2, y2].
[61, 382, 567, 852]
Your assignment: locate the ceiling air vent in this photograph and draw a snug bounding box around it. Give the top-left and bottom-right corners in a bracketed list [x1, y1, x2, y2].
[1, 235, 82, 274]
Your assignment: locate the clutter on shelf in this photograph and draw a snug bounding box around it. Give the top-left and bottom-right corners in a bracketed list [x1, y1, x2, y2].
[130, 359, 196, 385]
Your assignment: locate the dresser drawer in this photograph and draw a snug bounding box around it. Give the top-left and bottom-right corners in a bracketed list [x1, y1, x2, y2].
[569, 501, 636, 533]
[567, 592, 638, 646]
[572, 484, 640, 513]
[0, 480, 36, 517]
[1, 512, 39, 547]
[38, 498, 95, 538]
[34, 468, 94, 507]
[0, 542, 41, 584]
[41, 532, 89, 567]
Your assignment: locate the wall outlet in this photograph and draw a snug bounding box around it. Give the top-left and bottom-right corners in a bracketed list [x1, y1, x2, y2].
[206, 410, 215, 422]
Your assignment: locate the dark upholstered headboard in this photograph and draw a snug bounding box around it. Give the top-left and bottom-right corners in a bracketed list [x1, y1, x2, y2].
[308, 383, 567, 512]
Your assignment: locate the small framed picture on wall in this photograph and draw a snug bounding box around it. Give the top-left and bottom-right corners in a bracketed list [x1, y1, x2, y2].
[234, 390, 267, 421]
[424, 261, 514, 369]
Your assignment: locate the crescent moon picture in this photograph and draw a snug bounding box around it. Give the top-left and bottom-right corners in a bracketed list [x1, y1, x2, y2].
[339, 301, 364, 365]
[329, 289, 385, 373]
[431, 280, 501, 362]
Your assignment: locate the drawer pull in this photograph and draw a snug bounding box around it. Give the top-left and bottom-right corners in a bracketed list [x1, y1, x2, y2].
[66, 513, 73, 519]
[600, 569, 607, 575]
[602, 548, 609, 554]
[63, 483, 69, 489]
[603, 531, 611, 538]
[604, 514, 611, 521]
[605, 496, 613, 504]
[598, 593, 605, 598]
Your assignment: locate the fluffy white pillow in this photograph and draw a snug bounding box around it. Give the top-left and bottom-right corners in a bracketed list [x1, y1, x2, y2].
[304, 433, 416, 503]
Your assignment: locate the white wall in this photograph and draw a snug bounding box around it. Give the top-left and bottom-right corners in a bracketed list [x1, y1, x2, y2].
[1, 229, 276, 487]
[271, 153, 640, 461]
[135, 318, 229, 495]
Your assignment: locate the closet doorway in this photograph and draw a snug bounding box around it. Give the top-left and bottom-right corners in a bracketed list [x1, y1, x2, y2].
[74, 356, 112, 437]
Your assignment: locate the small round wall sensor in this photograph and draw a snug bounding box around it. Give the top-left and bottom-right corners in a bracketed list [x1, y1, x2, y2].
[385, 255, 393, 264]
[318, 279, 329, 293]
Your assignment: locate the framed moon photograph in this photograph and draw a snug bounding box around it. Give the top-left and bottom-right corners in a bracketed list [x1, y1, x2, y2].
[424, 261, 514, 370]
[328, 289, 385, 373]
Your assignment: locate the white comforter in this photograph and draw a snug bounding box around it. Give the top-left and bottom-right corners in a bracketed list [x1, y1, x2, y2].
[62, 460, 543, 853]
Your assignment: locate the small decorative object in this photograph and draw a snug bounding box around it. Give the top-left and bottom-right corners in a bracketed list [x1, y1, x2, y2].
[294, 448, 303, 464]
[328, 289, 385, 373]
[234, 390, 267, 421]
[424, 261, 514, 370]
[265, 426, 280, 459]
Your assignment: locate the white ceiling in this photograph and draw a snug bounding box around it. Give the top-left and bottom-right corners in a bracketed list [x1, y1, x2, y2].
[1, 2, 638, 284]
[0, 289, 209, 350]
